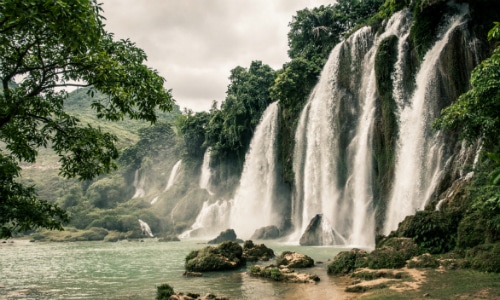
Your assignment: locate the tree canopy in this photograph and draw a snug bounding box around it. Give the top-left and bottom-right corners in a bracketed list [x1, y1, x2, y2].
[0, 0, 174, 238]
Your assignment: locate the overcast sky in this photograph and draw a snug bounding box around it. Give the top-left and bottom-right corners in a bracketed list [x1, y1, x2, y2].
[101, 0, 335, 112]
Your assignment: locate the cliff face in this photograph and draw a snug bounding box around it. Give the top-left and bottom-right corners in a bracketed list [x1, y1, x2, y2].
[277, 1, 494, 245]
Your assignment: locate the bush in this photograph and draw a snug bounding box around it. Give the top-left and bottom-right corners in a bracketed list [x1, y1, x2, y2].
[327, 249, 368, 275]
[156, 283, 174, 300]
[466, 243, 500, 273]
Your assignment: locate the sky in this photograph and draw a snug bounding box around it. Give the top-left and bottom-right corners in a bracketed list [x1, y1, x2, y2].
[101, 0, 335, 112]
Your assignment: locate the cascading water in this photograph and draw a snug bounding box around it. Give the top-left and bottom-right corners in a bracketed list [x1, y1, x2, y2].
[199, 148, 214, 195]
[138, 219, 154, 237]
[164, 160, 182, 192]
[292, 11, 412, 247]
[132, 169, 146, 199]
[384, 7, 470, 234]
[179, 200, 231, 238]
[229, 101, 280, 239]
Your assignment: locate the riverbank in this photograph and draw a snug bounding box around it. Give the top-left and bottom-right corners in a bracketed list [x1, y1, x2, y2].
[333, 266, 500, 299]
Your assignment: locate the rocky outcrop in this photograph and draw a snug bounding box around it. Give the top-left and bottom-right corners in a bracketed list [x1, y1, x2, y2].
[299, 214, 343, 246]
[250, 225, 281, 240]
[207, 229, 243, 244]
[242, 240, 274, 262]
[276, 251, 314, 268]
[249, 265, 320, 283]
[184, 241, 245, 272]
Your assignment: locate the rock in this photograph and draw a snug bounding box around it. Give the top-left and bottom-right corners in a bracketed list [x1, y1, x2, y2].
[277, 251, 314, 268]
[299, 214, 343, 246]
[207, 229, 243, 244]
[249, 265, 320, 283]
[183, 271, 203, 277]
[185, 241, 246, 272]
[327, 248, 368, 275]
[250, 225, 281, 240]
[158, 235, 181, 242]
[242, 240, 275, 262]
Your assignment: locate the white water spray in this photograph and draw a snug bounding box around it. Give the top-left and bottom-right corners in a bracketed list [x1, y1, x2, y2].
[138, 219, 154, 237]
[164, 160, 182, 192]
[132, 169, 146, 199]
[180, 199, 231, 238]
[229, 101, 280, 239]
[199, 148, 214, 195]
[384, 9, 469, 234]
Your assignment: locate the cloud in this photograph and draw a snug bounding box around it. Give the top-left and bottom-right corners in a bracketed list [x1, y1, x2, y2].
[102, 0, 334, 112]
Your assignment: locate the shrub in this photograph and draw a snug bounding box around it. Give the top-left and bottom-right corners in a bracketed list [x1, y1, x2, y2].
[156, 283, 174, 300]
[327, 249, 368, 275]
[466, 243, 500, 273]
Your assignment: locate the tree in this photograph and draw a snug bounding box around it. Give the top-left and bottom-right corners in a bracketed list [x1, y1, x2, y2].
[0, 0, 174, 238]
[287, 0, 384, 65]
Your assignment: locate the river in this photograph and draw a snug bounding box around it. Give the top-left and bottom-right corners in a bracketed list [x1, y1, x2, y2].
[0, 239, 350, 299]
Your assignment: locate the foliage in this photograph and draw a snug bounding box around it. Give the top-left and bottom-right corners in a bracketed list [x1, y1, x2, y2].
[249, 265, 286, 282]
[119, 122, 177, 168]
[0, 153, 69, 237]
[205, 61, 275, 174]
[287, 0, 385, 65]
[327, 249, 368, 275]
[465, 243, 500, 273]
[184, 241, 246, 272]
[0, 0, 173, 238]
[156, 283, 174, 300]
[395, 211, 461, 254]
[175, 110, 210, 158]
[434, 22, 500, 148]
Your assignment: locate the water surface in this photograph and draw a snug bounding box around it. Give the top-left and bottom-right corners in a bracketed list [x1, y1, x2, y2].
[0, 239, 348, 299]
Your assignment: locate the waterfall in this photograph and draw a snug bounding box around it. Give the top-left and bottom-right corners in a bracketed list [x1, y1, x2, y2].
[292, 11, 412, 247]
[229, 101, 280, 239]
[132, 169, 146, 199]
[384, 8, 469, 234]
[179, 199, 231, 238]
[199, 148, 214, 195]
[138, 219, 154, 237]
[164, 160, 182, 191]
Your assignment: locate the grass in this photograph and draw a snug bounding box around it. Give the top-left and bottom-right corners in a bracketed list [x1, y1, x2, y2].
[360, 269, 500, 299]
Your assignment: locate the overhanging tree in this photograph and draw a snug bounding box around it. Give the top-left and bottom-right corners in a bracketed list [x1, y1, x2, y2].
[0, 0, 174, 238]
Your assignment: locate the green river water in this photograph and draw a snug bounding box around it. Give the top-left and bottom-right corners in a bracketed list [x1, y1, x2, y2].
[0, 239, 350, 299]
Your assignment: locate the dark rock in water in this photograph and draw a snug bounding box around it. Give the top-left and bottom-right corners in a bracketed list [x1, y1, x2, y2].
[242, 240, 275, 261]
[250, 225, 281, 240]
[185, 241, 246, 272]
[277, 251, 314, 268]
[208, 229, 243, 244]
[158, 235, 181, 242]
[299, 214, 343, 246]
[183, 271, 203, 277]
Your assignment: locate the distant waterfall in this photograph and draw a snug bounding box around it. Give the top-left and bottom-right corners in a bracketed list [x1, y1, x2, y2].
[180, 200, 231, 238]
[384, 8, 469, 234]
[199, 148, 214, 195]
[132, 169, 146, 199]
[292, 11, 412, 247]
[138, 219, 154, 237]
[164, 160, 182, 191]
[229, 101, 280, 239]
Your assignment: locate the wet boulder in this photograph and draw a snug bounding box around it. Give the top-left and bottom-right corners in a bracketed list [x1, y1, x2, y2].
[276, 251, 314, 268]
[207, 229, 243, 244]
[250, 225, 281, 240]
[185, 241, 246, 272]
[299, 214, 343, 246]
[249, 265, 320, 283]
[242, 240, 275, 261]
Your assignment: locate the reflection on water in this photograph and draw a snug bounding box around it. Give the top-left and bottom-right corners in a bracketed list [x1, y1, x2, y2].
[0, 239, 349, 299]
